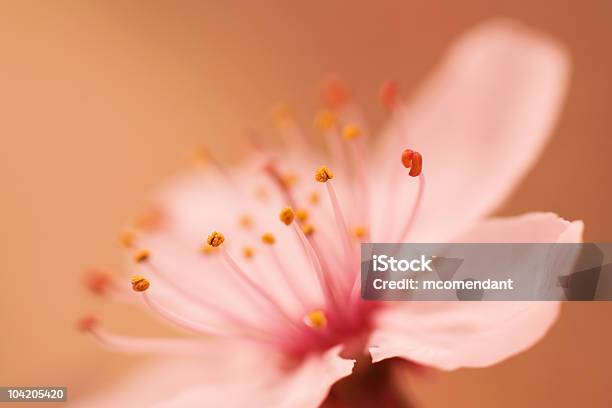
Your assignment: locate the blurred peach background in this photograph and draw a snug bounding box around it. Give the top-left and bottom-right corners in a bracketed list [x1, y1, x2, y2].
[1, 1, 611, 406]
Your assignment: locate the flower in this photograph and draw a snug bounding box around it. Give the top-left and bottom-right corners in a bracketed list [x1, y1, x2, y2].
[78, 19, 582, 407]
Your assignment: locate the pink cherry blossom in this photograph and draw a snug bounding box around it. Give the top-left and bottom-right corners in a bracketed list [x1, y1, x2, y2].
[79, 19, 583, 407]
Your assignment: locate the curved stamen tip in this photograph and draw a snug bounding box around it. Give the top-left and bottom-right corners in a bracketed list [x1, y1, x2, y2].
[401, 149, 423, 177]
[279, 207, 295, 225]
[314, 166, 334, 183]
[314, 110, 337, 132]
[342, 124, 361, 141]
[118, 229, 136, 248]
[242, 246, 255, 259]
[261, 232, 276, 245]
[302, 224, 315, 236]
[207, 231, 225, 247]
[304, 310, 327, 329]
[77, 315, 99, 332]
[379, 80, 399, 110]
[133, 249, 150, 263]
[131, 275, 150, 292]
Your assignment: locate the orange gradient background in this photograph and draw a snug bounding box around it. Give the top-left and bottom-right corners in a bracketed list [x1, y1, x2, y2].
[1, 1, 611, 406]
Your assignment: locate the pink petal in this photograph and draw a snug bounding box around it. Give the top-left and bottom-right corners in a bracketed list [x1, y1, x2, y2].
[373, 19, 571, 242]
[368, 213, 583, 370]
[74, 357, 215, 407]
[152, 347, 354, 408]
[77, 342, 353, 407]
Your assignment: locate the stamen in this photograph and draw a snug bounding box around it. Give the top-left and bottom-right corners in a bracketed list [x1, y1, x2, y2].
[141, 292, 243, 338]
[84, 268, 114, 296]
[270, 103, 310, 153]
[302, 224, 315, 236]
[295, 208, 309, 222]
[322, 78, 350, 109]
[281, 172, 298, 189]
[396, 174, 426, 241]
[316, 168, 355, 267]
[401, 149, 423, 177]
[314, 166, 334, 183]
[283, 210, 344, 313]
[239, 214, 253, 229]
[133, 249, 150, 263]
[207, 231, 225, 247]
[138, 249, 277, 338]
[133, 206, 164, 231]
[242, 246, 255, 259]
[255, 186, 269, 201]
[219, 245, 301, 332]
[342, 124, 361, 141]
[309, 192, 320, 205]
[314, 110, 337, 132]
[118, 229, 136, 248]
[131, 275, 150, 292]
[397, 149, 426, 240]
[84, 268, 135, 302]
[200, 245, 220, 256]
[76, 315, 98, 332]
[186, 146, 210, 168]
[379, 80, 399, 111]
[279, 207, 295, 226]
[261, 232, 276, 245]
[352, 226, 368, 239]
[85, 326, 211, 355]
[263, 161, 297, 208]
[304, 310, 327, 329]
[271, 102, 295, 129]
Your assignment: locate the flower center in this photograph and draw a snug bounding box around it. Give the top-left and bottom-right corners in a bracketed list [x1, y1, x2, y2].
[80, 81, 426, 361]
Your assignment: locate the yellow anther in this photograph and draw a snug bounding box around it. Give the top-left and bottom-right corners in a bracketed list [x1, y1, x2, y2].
[314, 166, 334, 183]
[342, 124, 361, 140]
[309, 192, 320, 205]
[314, 110, 337, 132]
[261, 232, 276, 245]
[353, 226, 367, 239]
[119, 229, 136, 248]
[131, 275, 150, 292]
[133, 249, 150, 263]
[207, 231, 225, 247]
[304, 310, 327, 328]
[271, 102, 294, 127]
[242, 246, 255, 259]
[239, 215, 253, 229]
[295, 208, 309, 222]
[302, 224, 315, 236]
[279, 207, 295, 225]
